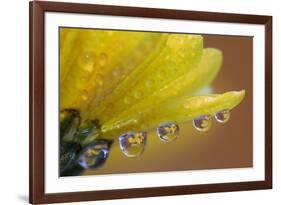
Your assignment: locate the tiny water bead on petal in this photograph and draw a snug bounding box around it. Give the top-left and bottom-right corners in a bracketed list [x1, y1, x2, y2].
[123, 96, 132, 104]
[98, 53, 108, 66]
[215, 109, 231, 123]
[145, 79, 154, 88]
[80, 51, 95, 72]
[192, 115, 212, 132]
[112, 67, 121, 77]
[78, 139, 112, 169]
[119, 132, 147, 158]
[157, 122, 179, 142]
[81, 89, 89, 101]
[133, 90, 143, 99]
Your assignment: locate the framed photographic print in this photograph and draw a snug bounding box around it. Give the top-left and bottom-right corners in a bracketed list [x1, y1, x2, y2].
[29, 1, 272, 204]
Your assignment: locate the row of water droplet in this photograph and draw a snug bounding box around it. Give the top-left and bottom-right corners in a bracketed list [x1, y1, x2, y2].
[119, 109, 231, 158]
[65, 109, 231, 171]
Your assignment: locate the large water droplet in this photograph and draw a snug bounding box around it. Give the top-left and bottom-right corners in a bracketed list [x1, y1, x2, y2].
[215, 109, 231, 123]
[119, 132, 147, 157]
[157, 122, 179, 142]
[192, 115, 212, 132]
[78, 139, 112, 169]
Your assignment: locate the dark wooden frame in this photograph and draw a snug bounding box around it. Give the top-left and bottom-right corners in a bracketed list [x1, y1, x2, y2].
[29, 1, 272, 204]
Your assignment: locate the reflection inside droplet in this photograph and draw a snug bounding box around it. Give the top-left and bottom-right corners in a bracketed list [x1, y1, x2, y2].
[119, 132, 147, 157]
[157, 122, 179, 142]
[215, 109, 231, 123]
[192, 115, 212, 132]
[78, 140, 112, 169]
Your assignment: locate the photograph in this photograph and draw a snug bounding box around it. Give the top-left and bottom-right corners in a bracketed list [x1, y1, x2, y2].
[29, 1, 272, 203]
[59, 28, 252, 177]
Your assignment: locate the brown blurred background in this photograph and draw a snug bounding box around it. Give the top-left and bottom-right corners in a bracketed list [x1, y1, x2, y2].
[83, 34, 253, 176]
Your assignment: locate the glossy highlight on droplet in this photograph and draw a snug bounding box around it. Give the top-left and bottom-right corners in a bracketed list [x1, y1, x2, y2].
[157, 122, 179, 142]
[119, 132, 147, 157]
[192, 115, 212, 132]
[78, 139, 112, 169]
[215, 109, 231, 123]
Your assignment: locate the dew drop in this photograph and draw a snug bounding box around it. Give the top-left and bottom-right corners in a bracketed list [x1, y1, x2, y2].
[145, 80, 153, 88]
[78, 139, 112, 169]
[96, 79, 104, 86]
[123, 97, 131, 104]
[215, 109, 231, 123]
[98, 53, 108, 66]
[133, 90, 142, 99]
[119, 132, 147, 157]
[133, 119, 139, 124]
[157, 122, 179, 142]
[81, 90, 88, 101]
[95, 74, 104, 86]
[85, 52, 93, 60]
[112, 68, 121, 77]
[192, 115, 212, 132]
[79, 51, 95, 73]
